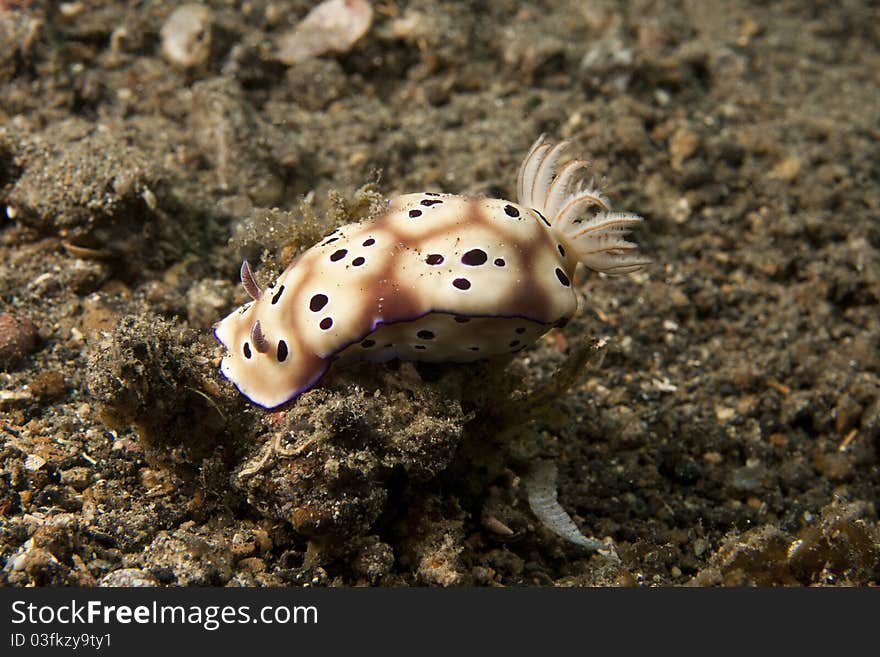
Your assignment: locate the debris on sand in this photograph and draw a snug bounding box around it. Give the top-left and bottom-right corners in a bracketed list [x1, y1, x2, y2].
[0, 312, 37, 369]
[277, 0, 373, 66]
[160, 4, 213, 69]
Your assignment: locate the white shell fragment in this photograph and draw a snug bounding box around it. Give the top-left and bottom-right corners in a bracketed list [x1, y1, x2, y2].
[277, 0, 373, 66]
[525, 461, 619, 560]
[214, 135, 648, 408]
[160, 4, 213, 69]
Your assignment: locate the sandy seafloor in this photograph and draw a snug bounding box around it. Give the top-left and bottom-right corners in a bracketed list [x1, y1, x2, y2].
[0, 0, 877, 587]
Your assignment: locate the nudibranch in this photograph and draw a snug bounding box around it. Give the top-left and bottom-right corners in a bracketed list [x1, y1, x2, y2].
[214, 136, 649, 408]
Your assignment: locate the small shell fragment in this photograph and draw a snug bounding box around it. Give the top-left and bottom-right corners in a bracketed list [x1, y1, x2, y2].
[24, 454, 47, 472]
[160, 4, 213, 69]
[277, 0, 373, 65]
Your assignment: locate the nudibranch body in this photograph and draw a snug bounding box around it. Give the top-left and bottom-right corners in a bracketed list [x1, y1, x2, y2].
[214, 136, 649, 408]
